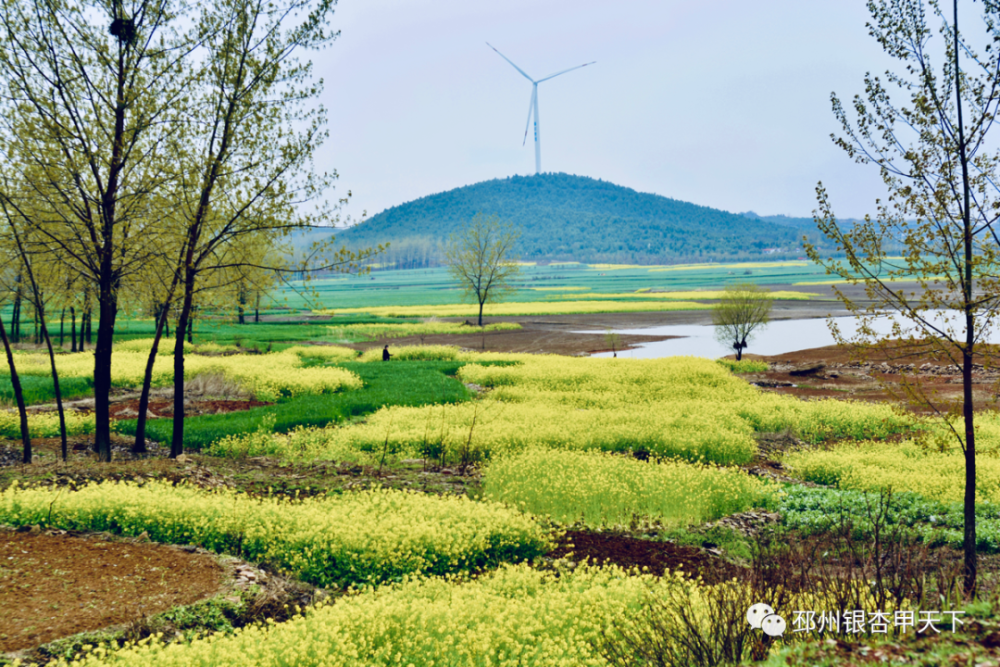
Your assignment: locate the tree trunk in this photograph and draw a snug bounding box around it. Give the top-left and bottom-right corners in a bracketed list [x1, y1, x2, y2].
[134, 293, 178, 454]
[953, 0, 977, 598]
[11, 281, 20, 344]
[254, 293, 260, 323]
[37, 306, 68, 462]
[0, 316, 30, 463]
[91, 273, 118, 462]
[132, 315, 163, 454]
[963, 347, 977, 596]
[171, 273, 196, 458]
[84, 306, 92, 346]
[59, 308, 65, 348]
[89, 25, 129, 463]
[477, 301, 484, 327]
[187, 313, 194, 344]
[70, 307, 77, 352]
[81, 288, 92, 348]
[237, 286, 246, 324]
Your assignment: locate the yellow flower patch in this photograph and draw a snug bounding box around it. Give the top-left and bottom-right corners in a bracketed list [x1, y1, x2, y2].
[483, 448, 774, 527]
[0, 481, 552, 587]
[211, 355, 913, 467]
[3, 349, 363, 402]
[55, 564, 695, 667]
[318, 300, 712, 318]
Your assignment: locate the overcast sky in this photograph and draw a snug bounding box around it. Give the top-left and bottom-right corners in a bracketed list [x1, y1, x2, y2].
[316, 1, 907, 224]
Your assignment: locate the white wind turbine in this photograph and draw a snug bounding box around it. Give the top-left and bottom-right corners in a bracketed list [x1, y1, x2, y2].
[487, 43, 595, 175]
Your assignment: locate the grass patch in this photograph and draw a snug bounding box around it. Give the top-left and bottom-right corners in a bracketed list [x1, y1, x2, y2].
[115, 361, 480, 450]
[0, 375, 93, 406]
[715, 359, 768, 374]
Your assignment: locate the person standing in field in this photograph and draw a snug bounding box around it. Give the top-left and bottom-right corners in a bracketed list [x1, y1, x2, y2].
[382, 345, 392, 361]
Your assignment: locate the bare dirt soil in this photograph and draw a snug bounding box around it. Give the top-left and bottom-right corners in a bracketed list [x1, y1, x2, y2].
[104, 398, 272, 420]
[0, 530, 223, 652]
[740, 341, 1000, 413]
[547, 530, 744, 584]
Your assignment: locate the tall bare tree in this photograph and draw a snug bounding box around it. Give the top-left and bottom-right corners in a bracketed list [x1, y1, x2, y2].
[807, 0, 1000, 596]
[446, 214, 521, 327]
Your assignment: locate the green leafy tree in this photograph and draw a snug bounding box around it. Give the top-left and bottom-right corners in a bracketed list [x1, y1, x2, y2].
[0, 0, 194, 461]
[163, 0, 377, 458]
[711, 283, 772, 361]
[806, 0, 1000, 595]
[445, 214, 521, 326]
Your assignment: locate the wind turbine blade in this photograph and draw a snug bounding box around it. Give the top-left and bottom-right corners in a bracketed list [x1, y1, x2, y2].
[536, 61, 596, 83]
[522, 88, 536, 146]
[486, 42, 535, 82]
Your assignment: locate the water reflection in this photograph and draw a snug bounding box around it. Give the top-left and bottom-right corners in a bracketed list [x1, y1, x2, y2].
[590, 313, 1000, 359]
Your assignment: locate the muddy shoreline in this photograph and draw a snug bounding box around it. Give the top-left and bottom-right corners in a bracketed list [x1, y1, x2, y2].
[342, 284, 862, 356]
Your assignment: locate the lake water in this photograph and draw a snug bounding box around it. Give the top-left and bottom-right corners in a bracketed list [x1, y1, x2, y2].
[590, 312, 1000, 359]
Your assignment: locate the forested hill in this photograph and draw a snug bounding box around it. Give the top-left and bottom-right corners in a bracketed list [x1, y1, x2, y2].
[339, 173, 817, 265]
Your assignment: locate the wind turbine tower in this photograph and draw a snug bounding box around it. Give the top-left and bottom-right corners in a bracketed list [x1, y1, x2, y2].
[487, 43, 595, 175]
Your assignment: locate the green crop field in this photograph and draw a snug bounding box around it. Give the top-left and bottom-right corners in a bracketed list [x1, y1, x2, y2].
[268, 261, 838, 311]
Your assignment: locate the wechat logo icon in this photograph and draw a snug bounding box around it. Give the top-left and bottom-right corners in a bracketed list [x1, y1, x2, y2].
[747, 603, 786, 637]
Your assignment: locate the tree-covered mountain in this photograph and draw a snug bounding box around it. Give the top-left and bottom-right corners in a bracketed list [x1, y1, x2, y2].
[338, 173, 819, 265]
[740, 211, 818, 230]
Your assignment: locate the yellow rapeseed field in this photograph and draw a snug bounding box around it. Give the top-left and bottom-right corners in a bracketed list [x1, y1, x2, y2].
[113, 338, 197, 355]
[2, 348, 362, 401]
[586, 263, 666, 270]
[285, 345, 360, 362]
[784, 414, 1000, 504]
[0, 409, 95, 439]
[0, 480, 552, 587]
[211, 354, 913, 467]
[649, 261, 812, 272]
[565, 290, 815, 301]
[483, 448, 774, 527]
[327, 321, 521, 341]
[53, 564, 696, 667]
[318, 300, 712, 318]
[358, 344, 461, 362]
